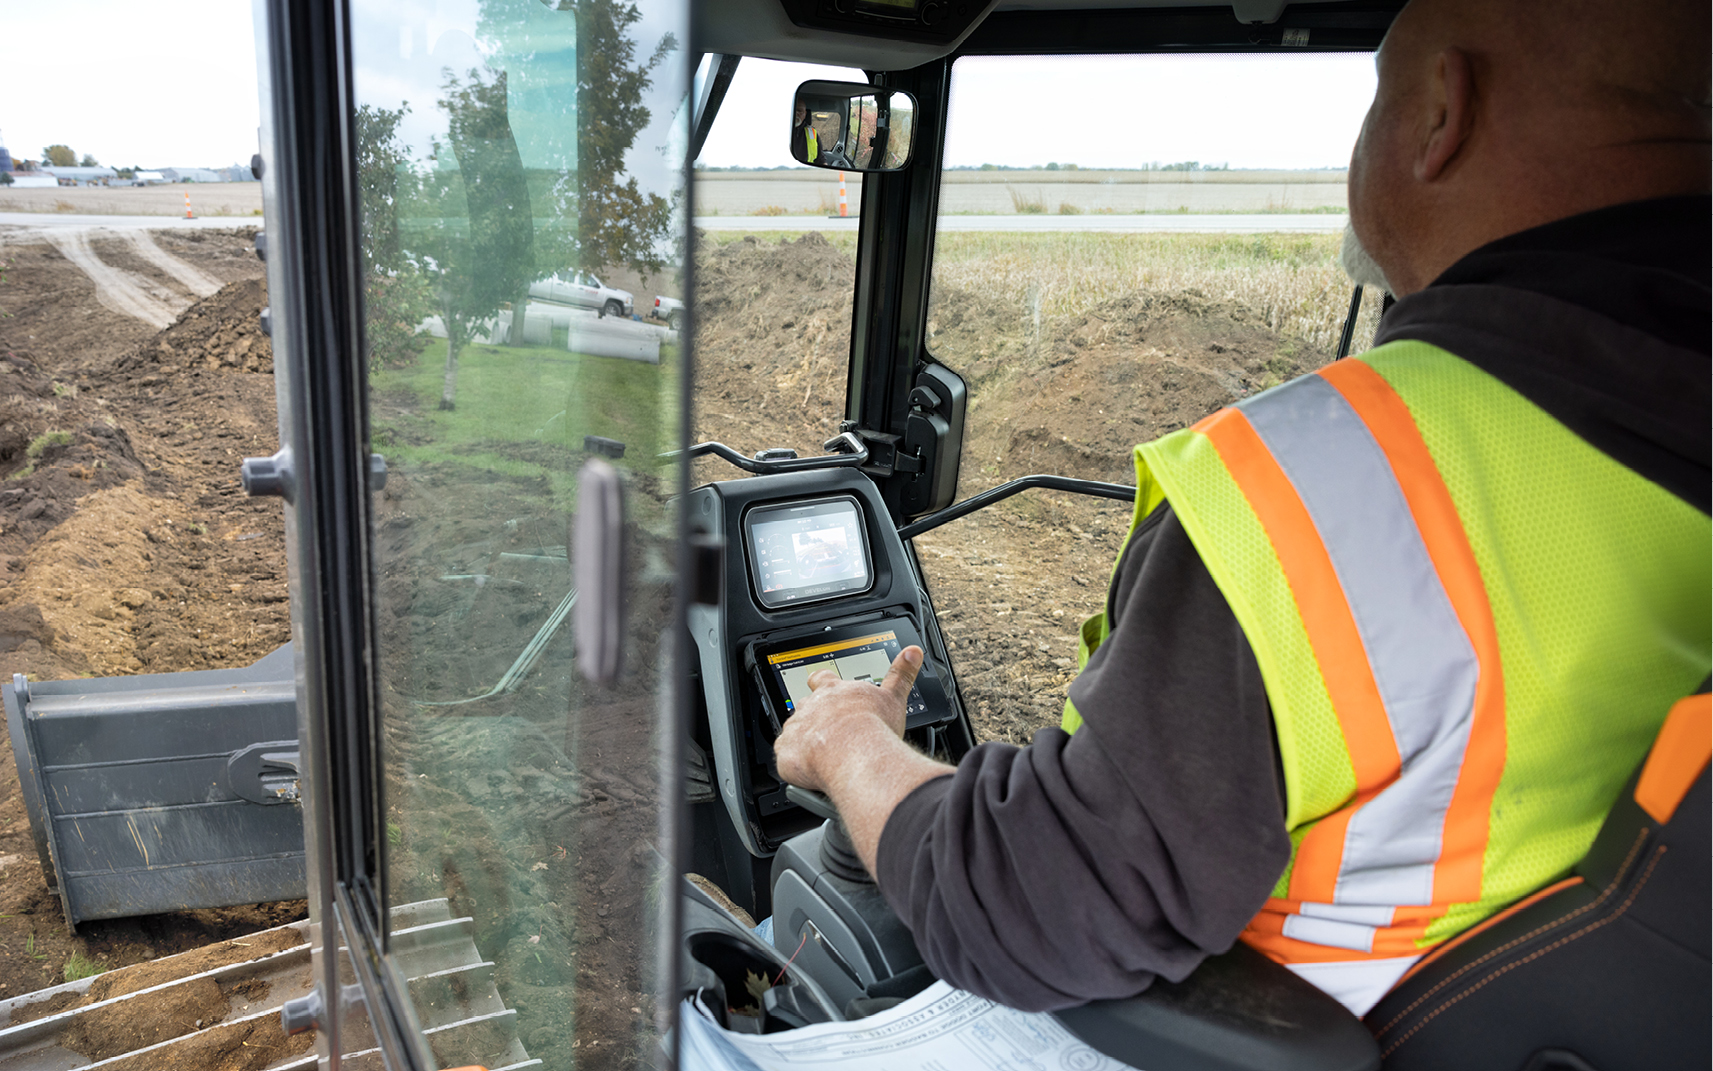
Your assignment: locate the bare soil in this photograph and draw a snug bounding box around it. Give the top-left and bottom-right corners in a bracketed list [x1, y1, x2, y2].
[0, 226, 306, 1000]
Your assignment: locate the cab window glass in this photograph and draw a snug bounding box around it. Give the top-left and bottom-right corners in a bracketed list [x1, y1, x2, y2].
[921, 53, 1381, 744]
[348, 0, 687, 1065]
[691, 59, 865, 483]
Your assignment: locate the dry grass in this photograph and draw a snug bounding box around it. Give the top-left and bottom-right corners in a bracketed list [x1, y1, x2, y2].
[1006, 186, 1048, 214]
[694, 228, 1381, 356]
[929, 230, 1381, 356]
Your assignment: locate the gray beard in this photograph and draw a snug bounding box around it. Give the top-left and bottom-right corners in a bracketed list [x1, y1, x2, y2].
[1340, 222, 1393, 295]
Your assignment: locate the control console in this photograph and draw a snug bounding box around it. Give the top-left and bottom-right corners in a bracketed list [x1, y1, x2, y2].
[687, 467, 971, 910]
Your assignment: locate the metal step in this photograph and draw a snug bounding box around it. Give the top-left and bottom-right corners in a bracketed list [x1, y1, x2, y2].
[0, 899, 537, 1069]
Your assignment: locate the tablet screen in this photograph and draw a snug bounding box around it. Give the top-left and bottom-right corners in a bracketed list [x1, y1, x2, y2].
[746, 496, 872, 608]
[765, 631, 903, 715]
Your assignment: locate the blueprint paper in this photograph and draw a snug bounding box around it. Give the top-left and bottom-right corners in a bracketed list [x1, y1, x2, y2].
[680, 981, 1132, 1071]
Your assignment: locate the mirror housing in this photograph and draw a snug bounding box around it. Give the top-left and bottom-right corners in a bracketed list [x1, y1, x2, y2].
[790, 80, 917, 172]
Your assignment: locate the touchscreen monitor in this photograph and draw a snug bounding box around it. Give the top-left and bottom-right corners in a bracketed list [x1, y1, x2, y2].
[763, 630, 925, 720]
[745, 496, 872, 609]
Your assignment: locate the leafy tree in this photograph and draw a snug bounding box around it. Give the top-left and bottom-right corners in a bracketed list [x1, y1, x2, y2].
[402, 68, 536, 409]
[42, 145, 76, 167]
[554, 0, 677, 278]
[115, 167, 136, 180]
[79, 154, 98, 168]
[0, 174, 12, 187]
[355, 104, 432, 370]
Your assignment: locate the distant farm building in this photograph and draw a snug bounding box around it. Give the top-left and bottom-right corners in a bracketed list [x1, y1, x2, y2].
[3, 173, 57, 188]
[133, 170, 168, 185]
[162, 167, 224, 183]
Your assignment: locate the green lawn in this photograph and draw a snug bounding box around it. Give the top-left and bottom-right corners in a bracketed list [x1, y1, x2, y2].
[371, 337, 675, 512]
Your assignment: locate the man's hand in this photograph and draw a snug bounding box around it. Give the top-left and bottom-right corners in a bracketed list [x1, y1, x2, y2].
[774, 646, 922, 793]
[772, 645, 951, 878]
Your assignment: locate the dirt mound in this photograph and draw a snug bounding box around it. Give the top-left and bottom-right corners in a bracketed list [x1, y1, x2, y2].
[0, 228, 304, 996]
[691, 232, 852, 471]
[932, 284, 1322, 489]
[115, 278, 273, 375]
[0, 411, 148, 560]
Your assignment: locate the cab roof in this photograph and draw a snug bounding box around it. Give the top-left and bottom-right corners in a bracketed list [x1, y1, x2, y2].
[694, 0, 1402, 71]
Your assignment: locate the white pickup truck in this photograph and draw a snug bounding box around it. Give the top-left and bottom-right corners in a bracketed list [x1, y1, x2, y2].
[650, 295, 684, 332]
[527, 271, 633, 318]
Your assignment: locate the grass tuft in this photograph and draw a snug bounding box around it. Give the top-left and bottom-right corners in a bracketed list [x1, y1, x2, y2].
[26, 430, 73, 458]
[63, 952, 105, 982]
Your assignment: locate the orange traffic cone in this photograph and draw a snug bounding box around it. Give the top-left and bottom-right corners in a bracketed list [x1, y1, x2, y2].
[184, 190, 194, 219]
[838, 172, 848, 218]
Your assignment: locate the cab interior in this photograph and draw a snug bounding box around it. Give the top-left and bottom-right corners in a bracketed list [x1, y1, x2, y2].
[669, 2, 1708, 1069]
[203, 0, 1707, 1066]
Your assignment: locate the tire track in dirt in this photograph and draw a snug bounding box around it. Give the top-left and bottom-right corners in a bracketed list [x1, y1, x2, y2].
[41, 230, 188, 329]
[119, 231, 223, 299]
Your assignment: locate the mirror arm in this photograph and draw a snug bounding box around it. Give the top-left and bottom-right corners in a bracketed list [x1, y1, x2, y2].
[691, 54, 742, 161]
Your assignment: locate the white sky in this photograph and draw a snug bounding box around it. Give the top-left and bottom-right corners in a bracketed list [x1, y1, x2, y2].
[2, 0, 264, 168]
[0, 1, 1376, 174]
[696, 52, 1378, 171]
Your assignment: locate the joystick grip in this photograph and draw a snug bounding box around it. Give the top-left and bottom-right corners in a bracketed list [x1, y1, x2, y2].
[785, 784, 839, 821]
[784, 785, 870, 883]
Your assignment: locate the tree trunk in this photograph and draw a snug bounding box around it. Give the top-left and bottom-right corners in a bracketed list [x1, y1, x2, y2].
[439, 334, 460, 410]
[508, 287, 530, 345]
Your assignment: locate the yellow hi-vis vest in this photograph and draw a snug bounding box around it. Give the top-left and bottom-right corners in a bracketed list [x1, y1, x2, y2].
[1064, 343, 1710, 970]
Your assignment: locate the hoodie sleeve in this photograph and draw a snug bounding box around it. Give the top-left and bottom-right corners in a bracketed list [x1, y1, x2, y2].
[875, 505, 1290, 1011]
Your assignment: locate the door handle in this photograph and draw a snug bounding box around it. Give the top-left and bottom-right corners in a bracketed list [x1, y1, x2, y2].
[574, 459, 625, 684]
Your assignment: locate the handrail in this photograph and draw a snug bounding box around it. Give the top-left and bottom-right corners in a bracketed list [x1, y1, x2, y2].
[667, 432, 869, 475]
[898, 474, 1136, 540]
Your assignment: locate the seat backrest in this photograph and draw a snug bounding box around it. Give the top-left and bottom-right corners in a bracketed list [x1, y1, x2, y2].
[1365, 691, 1711, 1071]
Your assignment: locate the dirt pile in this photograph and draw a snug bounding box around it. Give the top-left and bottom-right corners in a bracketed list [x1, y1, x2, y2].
[116, 277, 273, 375]
[0, 227, 305, 994]
[691, 232, 851, 471]
[931, 285, 1322, 488]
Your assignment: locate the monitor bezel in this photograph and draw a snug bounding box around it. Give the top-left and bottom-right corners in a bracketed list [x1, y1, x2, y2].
[742, 494, 876, 611]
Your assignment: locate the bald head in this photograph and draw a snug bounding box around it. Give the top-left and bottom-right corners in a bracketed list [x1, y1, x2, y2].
[1349, 0, 1710, 295]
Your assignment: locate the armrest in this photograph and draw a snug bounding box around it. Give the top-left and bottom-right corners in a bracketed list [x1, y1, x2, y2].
[1052, 943, 1380, 1071]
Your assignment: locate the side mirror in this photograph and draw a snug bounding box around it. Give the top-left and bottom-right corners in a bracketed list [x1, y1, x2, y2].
[790, 80, 917, 173]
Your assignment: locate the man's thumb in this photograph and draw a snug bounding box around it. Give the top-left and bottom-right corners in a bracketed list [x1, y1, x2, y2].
[882, 646, 924, 701]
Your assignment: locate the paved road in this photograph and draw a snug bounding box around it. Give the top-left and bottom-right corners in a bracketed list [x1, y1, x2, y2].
[0, 213, 257, 235]
[694, 213, 1348, 234]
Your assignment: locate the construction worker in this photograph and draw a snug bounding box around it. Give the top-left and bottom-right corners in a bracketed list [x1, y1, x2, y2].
[793, 100, 819, 164]
[774, 0, 1710, 1018]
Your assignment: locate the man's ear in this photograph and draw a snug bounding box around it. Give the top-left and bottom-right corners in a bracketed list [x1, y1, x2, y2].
[1417, 47, 1475, 182]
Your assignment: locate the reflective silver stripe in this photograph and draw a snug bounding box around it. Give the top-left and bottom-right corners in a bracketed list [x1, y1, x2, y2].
[1282, 913, 1377, 953]
[1238, 374, 1479, 912]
